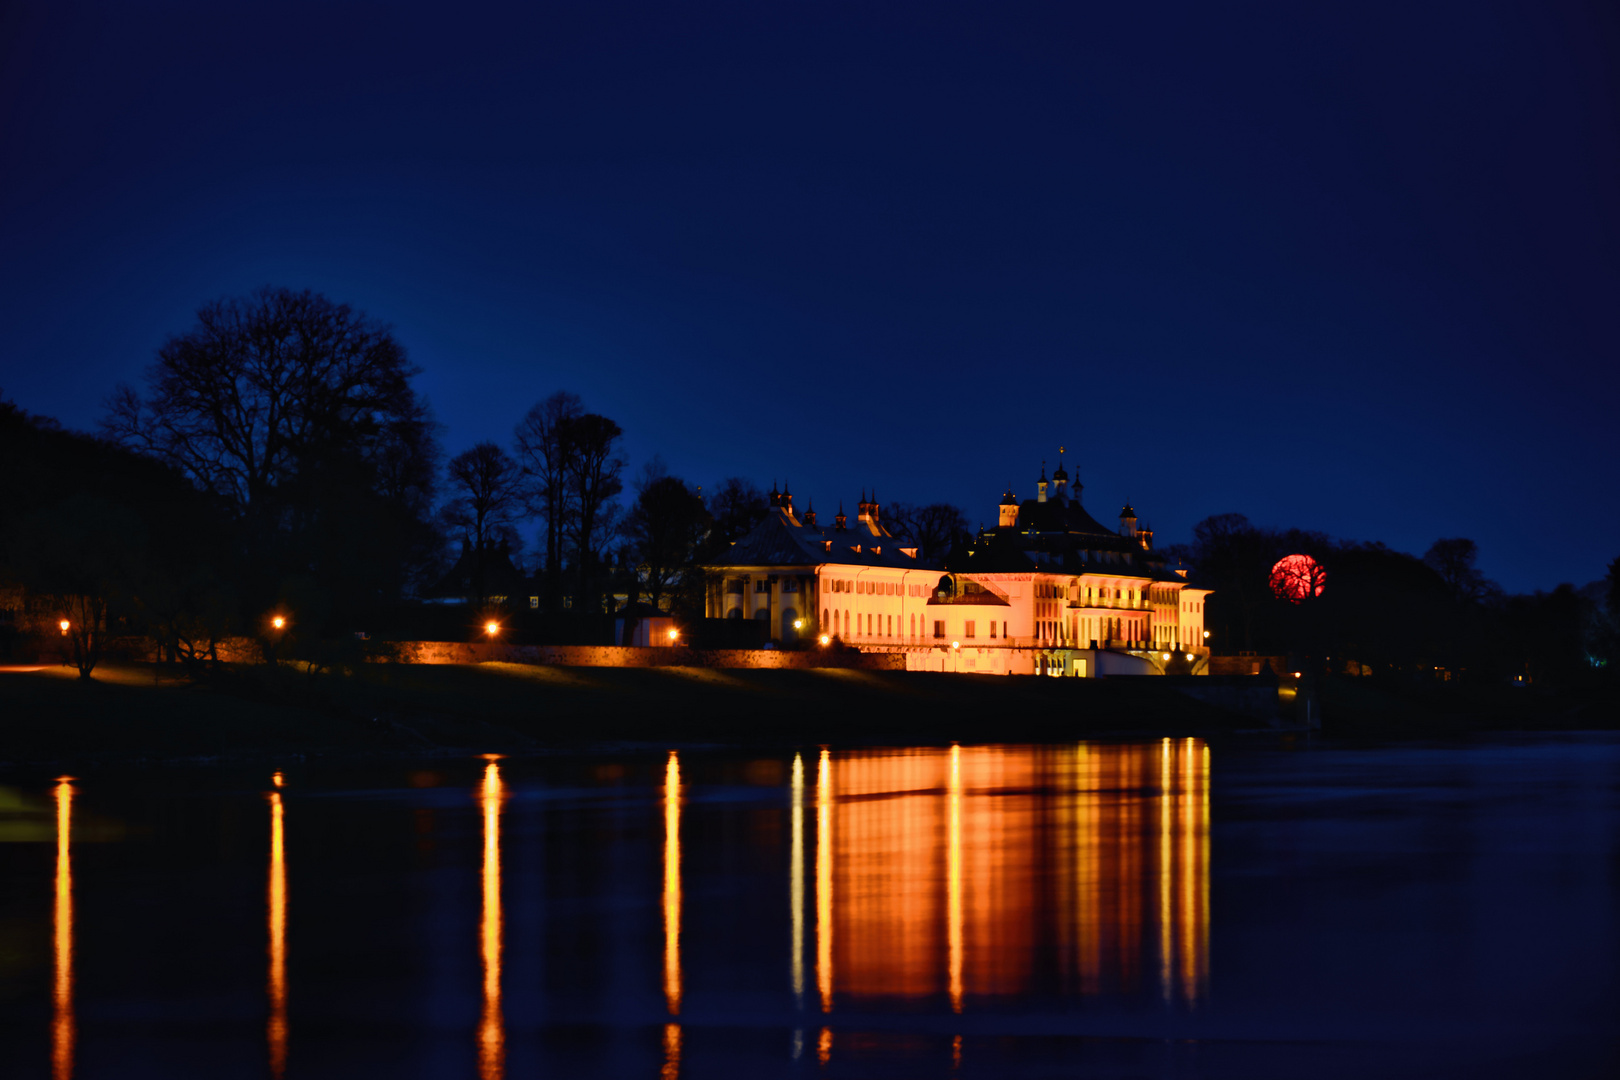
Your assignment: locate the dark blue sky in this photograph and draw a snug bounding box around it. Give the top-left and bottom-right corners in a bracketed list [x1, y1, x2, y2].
[2, 1, 1615, 592]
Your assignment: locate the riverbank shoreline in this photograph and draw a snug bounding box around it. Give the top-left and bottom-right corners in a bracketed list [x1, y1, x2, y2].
[3, 661, 1616, 772]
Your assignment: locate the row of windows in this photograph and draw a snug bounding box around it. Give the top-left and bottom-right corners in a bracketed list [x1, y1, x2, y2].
[825, 578, 915, 596]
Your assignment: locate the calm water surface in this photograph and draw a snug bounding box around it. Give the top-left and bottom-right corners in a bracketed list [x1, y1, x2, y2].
[2, 736, 1617, 1078]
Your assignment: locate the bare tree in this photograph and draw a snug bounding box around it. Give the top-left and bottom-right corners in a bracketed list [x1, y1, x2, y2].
[100, 287, 441, 626]
[1423, 538, 1497, 605]
[626, 471, 711, 611]
[513, 391, 582, 608]
[887, 501, 968, 561]
[102, 287, 433, 517]
[561, 412, 626, 608]
[705, 477, 768, 549]
[442, 443, 525, 605]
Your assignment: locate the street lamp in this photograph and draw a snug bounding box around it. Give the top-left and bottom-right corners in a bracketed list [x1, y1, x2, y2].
[271, 615, 286, 631]
[59, 619, 70, 635]
[485, 621, 500, 637]
[819, 634, 830, 646]
[667, 628, 679, 642]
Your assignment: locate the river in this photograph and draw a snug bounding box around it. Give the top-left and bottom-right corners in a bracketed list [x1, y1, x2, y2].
[2, 735, 1616, 1077]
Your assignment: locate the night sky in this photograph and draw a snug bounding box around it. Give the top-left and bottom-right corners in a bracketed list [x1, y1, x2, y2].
[2, 2, 1615, 593]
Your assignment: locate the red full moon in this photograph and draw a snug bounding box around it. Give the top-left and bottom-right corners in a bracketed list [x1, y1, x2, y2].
[1270, 554, 1326, 603]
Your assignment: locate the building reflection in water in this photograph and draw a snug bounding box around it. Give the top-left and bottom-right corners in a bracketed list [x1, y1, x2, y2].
[789, 752, 806, 1058]
[662, 751, 682, 1080]
[267, 776, 288, 1079]
[53, 778, 74, 1080]
[810, 742, 1209, 1014]
[478, 760, 505, 1080]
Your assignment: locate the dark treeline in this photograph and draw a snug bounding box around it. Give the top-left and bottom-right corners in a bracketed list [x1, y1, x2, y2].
[6, 286, 1609, 689]
[1167, 513, 1619, 687]
[0, 287, 970, 674]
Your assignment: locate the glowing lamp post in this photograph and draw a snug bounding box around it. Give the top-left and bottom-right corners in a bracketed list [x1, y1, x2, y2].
[59, 619, 70, 636]
[667, 628, 679, 643]
[485, 621, 501, 638]
[818, 634, 830, 647]
[271, 615, 286, 631]
[952, 640, 960, 673]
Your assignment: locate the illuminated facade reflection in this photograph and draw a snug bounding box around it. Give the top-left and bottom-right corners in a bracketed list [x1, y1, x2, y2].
[53, 778, 73, 1080]
[267, 785, 288, 1079]
[478, 761, 505, 1080]
[811, 743, 1209, 1011]
[662, 751, 682, 1080]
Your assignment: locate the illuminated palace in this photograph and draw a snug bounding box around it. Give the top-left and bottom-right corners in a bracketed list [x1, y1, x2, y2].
[702, 463, 1212, 676]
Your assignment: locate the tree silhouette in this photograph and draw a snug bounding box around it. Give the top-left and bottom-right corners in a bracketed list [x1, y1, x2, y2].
[441, 442, 525, 606]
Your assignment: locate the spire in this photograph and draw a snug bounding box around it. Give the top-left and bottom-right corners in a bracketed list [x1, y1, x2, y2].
[1037, 460, 1049, 504]
[804, 497, 817, 527]
[835, 500, 847, 531]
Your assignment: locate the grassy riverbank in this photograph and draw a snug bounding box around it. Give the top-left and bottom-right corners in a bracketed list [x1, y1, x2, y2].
[2, 660, 1238, 766]
[3, 661, 1615, 768]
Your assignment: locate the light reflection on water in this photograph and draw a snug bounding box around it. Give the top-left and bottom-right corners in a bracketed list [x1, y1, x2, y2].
[53, 778, 73, 1080]
[266, 784, 287, 1079]
[661, 751, 681, 1080]
[478, 759, 505, 1080]
[817, 741, 1209, 1013]
[16, 736, 1620, 1077]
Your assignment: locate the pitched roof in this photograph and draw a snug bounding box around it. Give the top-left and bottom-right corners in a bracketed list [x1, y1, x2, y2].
[710, 508, 941, 571]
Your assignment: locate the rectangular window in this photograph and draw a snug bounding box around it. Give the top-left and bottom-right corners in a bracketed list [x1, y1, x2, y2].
[965, 620, 976, 638]
[529, 596, 539, 610]
[989, 621, 997, 639]
[755, 580, 770, 593]
[887, 615, 893, 636]
[782, 578, 798, 593]
[933, 620, 946, 639]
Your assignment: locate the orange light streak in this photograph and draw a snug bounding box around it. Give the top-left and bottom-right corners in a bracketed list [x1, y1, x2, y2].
[661, 1021, 682, 1080]
[790, 753, 805, 1011]
[815, 748, 833, 1013]
[946, 744, 963, 1013]
[1158, 739, 1173, 1004]
[663, 751, 682, 1017]
[267, 788, 288, 1078]
[817, 1025, 833, 1066]
[53, 778, 73, 1080]
[478, 761, 505, 1080]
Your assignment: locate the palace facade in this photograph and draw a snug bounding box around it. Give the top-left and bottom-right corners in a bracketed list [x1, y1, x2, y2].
[703, 465, 1211, 676]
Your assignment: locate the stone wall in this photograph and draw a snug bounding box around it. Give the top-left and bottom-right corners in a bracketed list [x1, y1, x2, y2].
[394, 641, 904, 670]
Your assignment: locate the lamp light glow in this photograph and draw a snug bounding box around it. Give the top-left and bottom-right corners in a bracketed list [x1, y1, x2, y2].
[819, 634, 830, 646]
[271, 615, 286, 631]
[668, 628, 679, 641]
[59, 619, 70, 634]
[485, 621, 500, 637]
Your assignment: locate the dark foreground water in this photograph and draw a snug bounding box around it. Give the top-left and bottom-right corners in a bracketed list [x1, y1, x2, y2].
[2, 736, 1617, 1079]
